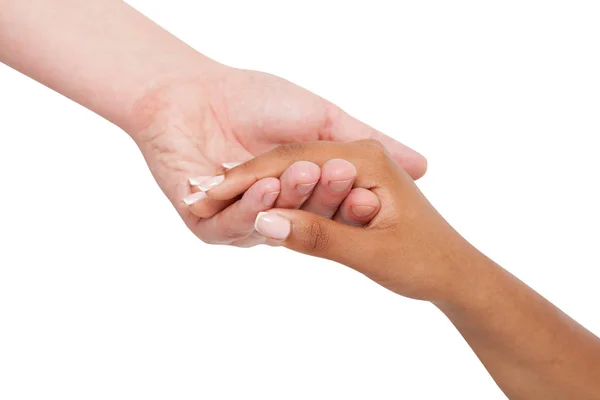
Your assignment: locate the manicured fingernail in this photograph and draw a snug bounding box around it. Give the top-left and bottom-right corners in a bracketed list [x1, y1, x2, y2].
[189, 176, 212, 186]
[222, 162, 242, 170]
[263, 191, 280, 206]
[183, 191, 207, 205]
[254, 212, 291, 240]
[296, 182, 318, 195]
[351, 205, 376, 217]
[197, 175, 225, 191]
[329, 178, 354, 193]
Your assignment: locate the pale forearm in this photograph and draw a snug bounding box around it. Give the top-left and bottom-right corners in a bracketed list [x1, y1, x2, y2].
[437, 253, 600, 399]
[0, 0, 218, 131]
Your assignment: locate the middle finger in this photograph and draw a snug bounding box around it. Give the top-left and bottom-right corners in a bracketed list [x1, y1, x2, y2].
[301, 159, 356, 218]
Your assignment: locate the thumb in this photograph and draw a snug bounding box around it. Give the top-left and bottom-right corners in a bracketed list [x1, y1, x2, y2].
[254, 209, 370, 267]
[330, 111, 428, 180]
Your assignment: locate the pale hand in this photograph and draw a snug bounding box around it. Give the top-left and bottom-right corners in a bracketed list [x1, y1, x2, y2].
[129, 65, 427, 245]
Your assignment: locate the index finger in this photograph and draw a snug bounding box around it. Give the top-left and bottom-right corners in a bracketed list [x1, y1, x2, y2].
[200, 140, 392, 201]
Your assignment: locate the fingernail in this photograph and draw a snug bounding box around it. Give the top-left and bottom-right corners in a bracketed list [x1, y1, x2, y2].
[263, 191, 280, 206]
[183, 191, 207, 205]
[296, 181, 318, 195]
[197, 175, 225, 191]
[222, 162, 242, 170]
[351, 205, 376, 217]
[329, 178, 354, 193]
[189, 176, 212, 186]
[254, 212, 291, 240]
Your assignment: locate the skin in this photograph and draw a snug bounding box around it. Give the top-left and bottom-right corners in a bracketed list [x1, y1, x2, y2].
[0, 0, 426, 246]
[3, 1, 597, 397]
[206, 140, 600, 400]
[187, 158, 379, 246]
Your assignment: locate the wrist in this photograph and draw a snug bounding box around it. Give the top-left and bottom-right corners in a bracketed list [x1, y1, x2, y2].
[122, 57, 227, 139]
[361, 227, 497, 306]
[431, 245, 507, 314]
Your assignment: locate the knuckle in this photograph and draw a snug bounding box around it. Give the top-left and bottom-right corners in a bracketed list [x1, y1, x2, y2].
[361, 139, 391, 166]
[303, 220, 332, 253]
[275, 142, 306, 158]
[229, 158, 251, 176]
[204, 231, 246, 246]
[358, 138, 385, 152]
[227, 158, 260, 186]
[221, 228, 247, 242]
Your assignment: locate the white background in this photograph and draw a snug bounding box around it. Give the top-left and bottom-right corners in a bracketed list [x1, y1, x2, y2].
[1, 1, 599, 399]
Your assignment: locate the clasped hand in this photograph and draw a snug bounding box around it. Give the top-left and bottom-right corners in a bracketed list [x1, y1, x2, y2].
[130, 66, 426, 247]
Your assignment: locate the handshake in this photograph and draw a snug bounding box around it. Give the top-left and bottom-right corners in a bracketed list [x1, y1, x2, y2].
[183, 140, 470, 304]
[125, 68, 600, 399]
[4, 1, 599, 396]
[3, 0, 599, 394]
[180, 141, 600, 400]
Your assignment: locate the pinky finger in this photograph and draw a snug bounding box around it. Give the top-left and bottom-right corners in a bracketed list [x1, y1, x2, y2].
[333, 188, 381, 227]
